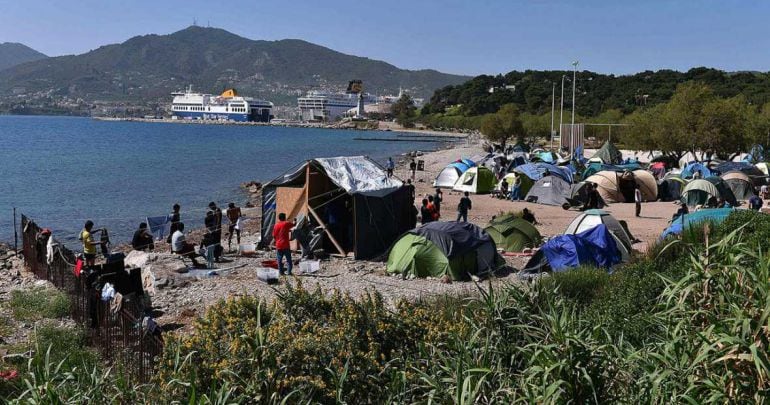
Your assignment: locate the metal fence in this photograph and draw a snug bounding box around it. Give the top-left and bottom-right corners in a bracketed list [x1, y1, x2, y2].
[20, 215, 163, 383]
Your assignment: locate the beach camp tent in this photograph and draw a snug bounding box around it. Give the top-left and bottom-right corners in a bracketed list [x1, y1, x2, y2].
[681, 162, 712, 179]
[650, 162, 667, 179]
[525, 176, 572, 206]
[513, 162, 573, 184]
[521, 224, 623, 274]
[661, 208, 733, 239]
[715, 161, 764, 177]
[657, 177, 686, 201]
[484, 216, 541, 252]
[756, 162, 770, 177]
[590, 141, 623, 164]
[680, 179, 720, 208]
[581, 162, 642, 179]
[569, 181, 606, 208]
[505, 156, 528, 172]
[260, 156, 413, 260]
[434, 162, 470, 188]
[460, 158, 476, 168]
[705, 176, 738, 206]
[386, 221, 501, 280]
[584, 170, 656, 203]
[721, 171, 755, 201]
[564, 209, 633, 261]
[453, 166, 497, 194]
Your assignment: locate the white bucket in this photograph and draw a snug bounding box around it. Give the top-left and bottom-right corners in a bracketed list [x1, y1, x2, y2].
[299, 260, 320, 274]
[238, 243, 257, 256]
[256, 267, 279, 284]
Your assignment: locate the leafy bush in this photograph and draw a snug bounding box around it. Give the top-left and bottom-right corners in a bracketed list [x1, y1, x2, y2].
[8, 287, 69, 321]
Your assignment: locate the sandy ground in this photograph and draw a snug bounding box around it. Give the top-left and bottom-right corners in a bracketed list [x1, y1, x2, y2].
[131, 139, 684, 333]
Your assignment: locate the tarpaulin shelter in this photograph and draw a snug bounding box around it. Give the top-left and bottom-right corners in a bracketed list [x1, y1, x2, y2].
[453, 166, 497, 194]
[661, 208, 733, 239]
[513, 163, 574, 184]
[386, 221, 501, 280]
[590, 141, 623, 164]
[505, 156, 528, 172]
[584, 170, 656, 203]
[434, 162, 471, 188]
[657, 177, 686, 201]
[681, 162, 712, 179]
[721, 171, 755, 201]
[680, 179, 720, 208]
[525, 176, 572, 206]
[705, 176, 738, 206]
[564, 209, 633, 261]
[582, 162, 642, 179]
[260, 156, 413, 260]
[484, 215, 541, 252]
[531, 151, 558, 163]
[521, 224, 623, 273]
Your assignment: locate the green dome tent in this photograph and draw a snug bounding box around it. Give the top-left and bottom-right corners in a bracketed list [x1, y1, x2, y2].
[387, 222, 502, 281]
[452, 166, 497, 194]
[589, 141, 623, 164]
[681, 179, 720, 208]
[484, 217, 542, 252]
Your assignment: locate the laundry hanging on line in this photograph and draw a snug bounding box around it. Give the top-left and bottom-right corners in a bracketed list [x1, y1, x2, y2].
[146, 215, 171, 241]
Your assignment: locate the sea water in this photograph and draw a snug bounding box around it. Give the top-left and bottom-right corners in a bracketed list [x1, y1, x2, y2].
[0, 115, 446, 246]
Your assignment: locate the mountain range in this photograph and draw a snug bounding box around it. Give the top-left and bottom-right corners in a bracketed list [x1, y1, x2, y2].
[0, 27, 469, 105]
[0, 43, 47, 71]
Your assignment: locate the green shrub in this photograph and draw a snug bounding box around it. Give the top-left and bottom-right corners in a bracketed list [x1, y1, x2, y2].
[8, 287, 69, 321]
[540, 266, 610, 307]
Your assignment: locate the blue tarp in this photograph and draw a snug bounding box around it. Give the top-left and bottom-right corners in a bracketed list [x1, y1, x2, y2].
[714, 161, 763, 177]
[146, 215, 171, 241]
[681, 162, 712, 179]
[540, 224, 622, 272]
[661, 208, 733, 239]
[506, 156, 528, 172]
[513, 163, 573, 183]
[449, 162, 471, 173]
[582, 162, 642, 179]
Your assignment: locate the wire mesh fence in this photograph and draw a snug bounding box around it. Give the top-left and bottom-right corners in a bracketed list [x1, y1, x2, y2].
[20, 214, 162, 383]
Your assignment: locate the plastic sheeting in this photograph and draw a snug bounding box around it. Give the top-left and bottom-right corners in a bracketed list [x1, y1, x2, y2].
[410, 221, 498, 272]
[314, 156, 403, 197]
[661, 208, 733, 239]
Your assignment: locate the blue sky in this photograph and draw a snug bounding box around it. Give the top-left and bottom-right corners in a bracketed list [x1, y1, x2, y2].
[1, 0, 768, 76]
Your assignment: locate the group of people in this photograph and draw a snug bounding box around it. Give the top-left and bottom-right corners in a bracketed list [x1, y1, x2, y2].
[79, 201, 247, 269]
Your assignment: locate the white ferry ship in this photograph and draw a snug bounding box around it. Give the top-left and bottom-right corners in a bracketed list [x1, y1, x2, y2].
[297, 91, 377, 122]
[171, 87, 273, 122]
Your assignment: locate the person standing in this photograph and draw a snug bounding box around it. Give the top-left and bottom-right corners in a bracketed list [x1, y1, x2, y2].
[457, 192, 472, 222]
[406, 179, 416, 201]
[226, 202, 243, 251]
[79, 220, 100, 267]
[409, 159, 417, 180]
[167, 204, 181, 246]
[510, 176, 522, 201]
[433, 188, 443, 218]
[427, 195, 438, 221]
[500, 178, 509, 199]
[386, 157, 395, 178]
[634, 185, 642, 217]
[272, 213, 293, 275]
[420, 199, 432, 225]
[207, 202, 223, 244]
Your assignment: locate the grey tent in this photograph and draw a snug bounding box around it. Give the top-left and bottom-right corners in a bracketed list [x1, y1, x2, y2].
[590, 141, 623, 165]
[261, 156, 414, 260]
[721, 171, 755, 201]
[525, 176, 572, 206]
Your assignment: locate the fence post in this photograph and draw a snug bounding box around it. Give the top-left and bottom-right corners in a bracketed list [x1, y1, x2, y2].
[13, 207, 18, 254]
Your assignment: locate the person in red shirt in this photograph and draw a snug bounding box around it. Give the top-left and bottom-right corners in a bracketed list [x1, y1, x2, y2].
[272, 212, 293, 275]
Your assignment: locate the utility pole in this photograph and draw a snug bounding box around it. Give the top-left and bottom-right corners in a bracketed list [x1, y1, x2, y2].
[559, 75, 565, 151]
[550, 82, 555, 150]
[570, 60, 579, 157]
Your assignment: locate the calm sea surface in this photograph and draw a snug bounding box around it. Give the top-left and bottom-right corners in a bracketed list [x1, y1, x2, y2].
[0, 116, 445, 246]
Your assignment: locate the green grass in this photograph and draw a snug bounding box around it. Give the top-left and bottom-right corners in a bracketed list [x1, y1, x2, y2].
[8, 287, 69, 321]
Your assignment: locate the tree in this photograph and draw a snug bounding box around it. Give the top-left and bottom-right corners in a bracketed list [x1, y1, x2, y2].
[481, 104, 524, 148]
[392, 94, 417, 128]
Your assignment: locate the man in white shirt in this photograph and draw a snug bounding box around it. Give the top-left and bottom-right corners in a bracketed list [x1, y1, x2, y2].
[171, 223, 201, 266]
[634, 185, 642, 217]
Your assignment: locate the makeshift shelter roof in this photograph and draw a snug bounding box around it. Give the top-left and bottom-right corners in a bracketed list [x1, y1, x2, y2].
[386, 221, 501, 280]
[312, 157, 403, 197]
[590, 141, 623, 164]
[661, 208, 733, 239]
[680, 179, 720, 208]
[525, 176, 572, 206]
[453, 166, 497, 194]
[522, 224, 623, 273]
[484, 217, 541, 252]
[513, 163, 573, 183]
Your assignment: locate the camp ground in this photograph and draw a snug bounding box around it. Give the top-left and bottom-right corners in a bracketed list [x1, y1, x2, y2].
[484, 214, 541, 252]
[452, 166, 497, 194]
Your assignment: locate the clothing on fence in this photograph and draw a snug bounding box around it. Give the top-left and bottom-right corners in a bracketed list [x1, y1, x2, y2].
[146, 215, 171, 240]
[46, 236, 55, 265]
[101, 283, 115, 301]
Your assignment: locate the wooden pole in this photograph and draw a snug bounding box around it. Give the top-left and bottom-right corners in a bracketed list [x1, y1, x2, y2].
[307, 205, 346, 257]
[13, 207, 18, 254]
